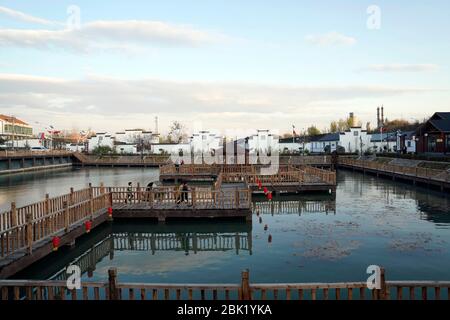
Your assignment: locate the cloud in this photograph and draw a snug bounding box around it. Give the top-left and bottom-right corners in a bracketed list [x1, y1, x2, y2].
[0, 5, 56, 26]
[361, 64, 439, 73]
[0, 73, 438, 132]
[305, 31, 356, 46]
[0, 20, 227, 52]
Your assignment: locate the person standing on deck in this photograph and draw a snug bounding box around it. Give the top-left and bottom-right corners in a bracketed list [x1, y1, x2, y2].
[175, 182, 182, 204]
[126, 182, 133, 203]
[175, 159, 180, 173]
[181, 181, 189, 204]
[145, 182, 153, 202]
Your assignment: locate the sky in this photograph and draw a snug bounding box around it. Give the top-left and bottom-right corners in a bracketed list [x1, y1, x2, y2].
[0, 0, 449, 135]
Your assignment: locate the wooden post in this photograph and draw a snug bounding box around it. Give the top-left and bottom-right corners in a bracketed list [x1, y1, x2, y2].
[235, 189, 240, 209]
[25, 212, 33, 254]
[379, 267, 388, 300]
[240, 269, 251, 300]
[89, 183, 94, 220]
[10, 202, 17, 228]
[137, 182, 141, 203]
[149, 191, 154, 209]
[64, 201, 69, 232]
[192, 188, 196, 209]
[70, 187, 74, 205]
[108, 268, 119, 300]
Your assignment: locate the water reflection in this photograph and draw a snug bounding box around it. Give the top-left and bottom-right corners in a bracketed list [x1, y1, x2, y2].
[14, 221, 253, 281]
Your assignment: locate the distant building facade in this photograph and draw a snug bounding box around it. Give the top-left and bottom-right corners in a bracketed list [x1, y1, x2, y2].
[0, 115, 33, 145]
[415, 112, 450, 154]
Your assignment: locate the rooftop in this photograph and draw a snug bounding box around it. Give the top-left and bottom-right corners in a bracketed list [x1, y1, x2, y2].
[0, 114, 29, 126]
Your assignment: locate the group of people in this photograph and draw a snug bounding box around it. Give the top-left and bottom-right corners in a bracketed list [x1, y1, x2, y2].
[125, 180, 191, 205]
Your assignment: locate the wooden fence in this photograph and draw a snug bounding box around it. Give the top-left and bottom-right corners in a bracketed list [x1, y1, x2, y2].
[1, 268, 449, 300]
[0, 150, 73, 158]
[339, 158, 450, 183]
[221, 165, 336, 186]
[102, 187, 252, 210]
[73, 153, 170, 165]
[0, 186, 110, 258]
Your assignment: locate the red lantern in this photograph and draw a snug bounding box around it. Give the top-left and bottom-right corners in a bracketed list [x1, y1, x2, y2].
[85, 220, 92, 233]
[263, 187, 268, 194]
[108, 207, 113, 217]
[52, 236, 60, 251]
[267, 192, 273, 201]
[258, 181, 262, 189]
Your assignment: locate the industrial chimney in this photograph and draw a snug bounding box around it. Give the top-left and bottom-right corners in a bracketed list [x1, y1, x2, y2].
[381, 106, 384, 127]
[377, 107, 380, 129]
[349, 112, 355, 127]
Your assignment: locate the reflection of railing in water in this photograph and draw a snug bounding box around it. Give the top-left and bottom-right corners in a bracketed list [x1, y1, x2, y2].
[254, 200, 336, 215]
[51, 235, 113, 282]
[114, 232, 251, 255]
[50, 230, 252, 281]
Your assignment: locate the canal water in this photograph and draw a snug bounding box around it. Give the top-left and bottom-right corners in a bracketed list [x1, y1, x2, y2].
[2, 168, 450, 288]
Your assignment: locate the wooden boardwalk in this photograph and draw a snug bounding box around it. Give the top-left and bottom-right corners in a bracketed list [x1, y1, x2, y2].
[339, 157, 450, 192]
[160, 164, 336, 194]
[0, 184, 251, 278]
[1, 267, 449, 300]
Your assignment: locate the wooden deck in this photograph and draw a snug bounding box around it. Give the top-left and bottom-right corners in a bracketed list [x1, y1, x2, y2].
[339, 157, 450, 192]
[160, 164, 337, 194]
[0, 184, 251, 278]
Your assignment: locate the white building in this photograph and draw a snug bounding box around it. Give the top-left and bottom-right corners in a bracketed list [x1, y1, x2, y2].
[278, 137, 308, 154]
[87, 133, 114, 152]
[115, 143, 137, 154]
[0, 114, 33, 146]
[308, 127, 372, 154]
[339, 127, 371, 153]
[248, 129, 278, 155]
[66, 143, 86, 152]
[310, 133, 340, 153]
[190, 131, 221, 154]
[151, 143, 191, 155]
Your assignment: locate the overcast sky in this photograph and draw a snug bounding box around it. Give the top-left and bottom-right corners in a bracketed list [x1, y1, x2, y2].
[0, 0, 449, 135]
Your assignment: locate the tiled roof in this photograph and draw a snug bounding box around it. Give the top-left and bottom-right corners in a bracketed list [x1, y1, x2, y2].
[0, 114, 29, 125]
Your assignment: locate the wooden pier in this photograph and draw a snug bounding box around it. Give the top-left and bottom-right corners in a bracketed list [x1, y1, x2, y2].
[0, 184, 251, 278]
[160, 164, 336, 194]
[339, 157, 450, 192]
[72, 153, 170, 168]
[1, 267, 449, 300]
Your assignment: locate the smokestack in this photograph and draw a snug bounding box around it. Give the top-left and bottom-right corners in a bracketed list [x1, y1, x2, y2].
[377, 107, 380, 129]
[381, 106, 384, 127]
[349, 112, 355, 127]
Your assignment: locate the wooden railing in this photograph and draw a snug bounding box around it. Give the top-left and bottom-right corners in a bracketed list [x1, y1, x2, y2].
[339, 158, 450, 183]
[254, 200, 336, 215]
[0, 186, 111, 258]
[99, 187, 252, 210]
[159, 164, 221, 175]
[221, 165, 336, 186]
[297, 165, 337, 185]
[0, 150, 73, 158]
[283, 155, 332, 166]
[73, 153, 170, 165]
[1, 268, 448, 300]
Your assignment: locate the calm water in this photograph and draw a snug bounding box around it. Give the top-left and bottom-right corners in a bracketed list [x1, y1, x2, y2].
[3, 168, 450, 284]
